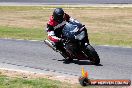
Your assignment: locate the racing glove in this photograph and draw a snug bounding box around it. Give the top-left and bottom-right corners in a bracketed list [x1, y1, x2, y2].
[59, 38, 66, 43]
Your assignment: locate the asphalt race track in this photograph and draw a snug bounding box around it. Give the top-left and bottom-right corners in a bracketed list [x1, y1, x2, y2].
[0, 39, 132, 80]
[0, 0, 132, 4]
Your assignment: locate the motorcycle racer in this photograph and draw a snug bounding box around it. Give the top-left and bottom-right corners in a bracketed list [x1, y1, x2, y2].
[45, 8, 89, 61]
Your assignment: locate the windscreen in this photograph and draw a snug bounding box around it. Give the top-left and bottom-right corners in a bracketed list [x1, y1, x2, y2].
[62, 21, 83, 39]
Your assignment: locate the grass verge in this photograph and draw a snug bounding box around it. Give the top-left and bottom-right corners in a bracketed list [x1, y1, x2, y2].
[0, 6, 132, 47]
[0, 75, 73, 88]
[0, 26, 46, 40]
[0, 70, 127, 88]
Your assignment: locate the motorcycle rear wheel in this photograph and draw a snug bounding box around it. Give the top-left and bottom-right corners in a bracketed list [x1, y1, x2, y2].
[86, 45, 100, 65]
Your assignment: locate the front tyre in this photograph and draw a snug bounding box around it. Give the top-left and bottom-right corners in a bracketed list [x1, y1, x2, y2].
[86, 45, 100, 65]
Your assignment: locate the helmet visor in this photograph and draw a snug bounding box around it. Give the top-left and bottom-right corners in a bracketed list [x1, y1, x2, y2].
[54, 14, 64, 23]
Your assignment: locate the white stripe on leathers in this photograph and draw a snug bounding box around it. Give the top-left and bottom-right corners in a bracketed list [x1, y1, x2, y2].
[54, 21, 66, 29]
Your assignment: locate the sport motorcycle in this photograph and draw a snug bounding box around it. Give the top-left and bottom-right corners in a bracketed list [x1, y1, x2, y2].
[44, 20, 100, 65]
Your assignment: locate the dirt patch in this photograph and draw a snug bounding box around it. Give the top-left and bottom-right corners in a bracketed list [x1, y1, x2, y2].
[0, 68, 79, 84]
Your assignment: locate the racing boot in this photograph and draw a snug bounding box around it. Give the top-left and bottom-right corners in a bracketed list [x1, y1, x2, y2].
[59, 49, 73, 63]
[54, 42, 73, 62]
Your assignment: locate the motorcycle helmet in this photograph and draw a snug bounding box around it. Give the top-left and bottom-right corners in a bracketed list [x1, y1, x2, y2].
[53, 8, 64, 23]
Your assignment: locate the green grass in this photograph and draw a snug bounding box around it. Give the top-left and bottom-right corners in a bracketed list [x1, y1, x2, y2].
[89, 32, 132, 47]
[0, 26, 46, 40]
[0, 75, 73, 88]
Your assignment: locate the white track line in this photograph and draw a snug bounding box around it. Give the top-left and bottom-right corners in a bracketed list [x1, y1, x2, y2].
[0, 3, 132, 7]
[97, 45, 132, 49]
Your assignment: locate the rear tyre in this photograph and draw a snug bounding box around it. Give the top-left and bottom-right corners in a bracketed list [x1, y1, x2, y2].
[86, 45, 100, 65]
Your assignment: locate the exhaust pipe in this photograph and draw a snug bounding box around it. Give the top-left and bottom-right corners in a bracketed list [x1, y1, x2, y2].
[44, 40, 57, 51]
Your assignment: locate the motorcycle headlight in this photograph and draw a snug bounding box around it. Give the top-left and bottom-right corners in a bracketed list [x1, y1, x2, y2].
[75, 31, 85, 40]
